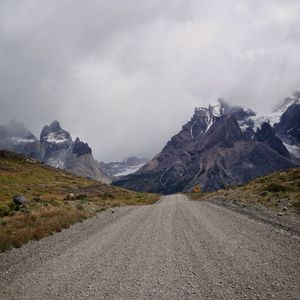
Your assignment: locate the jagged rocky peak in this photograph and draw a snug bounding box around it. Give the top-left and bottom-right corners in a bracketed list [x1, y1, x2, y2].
[275, 92, 300, 159]
[0, 120, 110, 183]
[274, 94, 300, 154]
[197, 114, 246, 151]
[254, 122, 290, 158]
[249, 91, 300, 130]
[114, 93, 299, 194]
[40, 121, 72, 144]
[194, 99, 222, 120]
[189, 99, 255, 140]
[188, 100, 223, 140]
[219, 99, 255, 121]
[194, 99, 255, 121]
[0, 121, 37, 141]
[72, 137, 92, 157]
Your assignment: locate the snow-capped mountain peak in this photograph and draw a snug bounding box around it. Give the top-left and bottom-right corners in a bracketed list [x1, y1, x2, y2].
[269, 91, 300, 125]
[247, 91, 300, 131]
[273, 91, 300, 113]
[40, 121, 72, 144]
[208, 100, 222, 117]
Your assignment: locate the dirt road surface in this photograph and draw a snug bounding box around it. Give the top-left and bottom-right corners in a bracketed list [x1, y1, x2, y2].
[1, 195, 299, 299]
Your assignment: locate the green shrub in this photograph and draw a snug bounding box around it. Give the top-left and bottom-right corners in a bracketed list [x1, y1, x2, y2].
[0, 204, 10, 216]
[264, 183, 287, 193]
[102, 192, 115, 200]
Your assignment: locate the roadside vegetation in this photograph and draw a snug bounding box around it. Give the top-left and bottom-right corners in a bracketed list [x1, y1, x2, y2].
[189, 168, 300, 214]
[0, 151, 159, 251]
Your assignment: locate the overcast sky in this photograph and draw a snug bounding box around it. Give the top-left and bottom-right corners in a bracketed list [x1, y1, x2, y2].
[1, 0, 300, 161]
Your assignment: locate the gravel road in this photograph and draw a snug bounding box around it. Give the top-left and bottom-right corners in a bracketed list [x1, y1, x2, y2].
[0, 195, 299, 300]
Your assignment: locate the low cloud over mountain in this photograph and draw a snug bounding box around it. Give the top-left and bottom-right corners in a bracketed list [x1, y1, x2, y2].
[1, 1, 300, 161]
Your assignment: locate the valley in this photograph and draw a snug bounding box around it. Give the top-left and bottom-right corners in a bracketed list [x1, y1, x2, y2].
[1, 2, 300, 299]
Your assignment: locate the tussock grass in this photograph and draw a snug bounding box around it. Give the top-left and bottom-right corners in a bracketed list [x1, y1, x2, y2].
[0, 151, 159, 251]
[190, 168, 300, 213]
[0, 205, 89, 250]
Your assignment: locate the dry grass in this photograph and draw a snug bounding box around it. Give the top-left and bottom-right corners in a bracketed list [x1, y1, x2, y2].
[0, 205, 89, 249]
[0, 151, 159, 251]
[189, 168, 300, 213]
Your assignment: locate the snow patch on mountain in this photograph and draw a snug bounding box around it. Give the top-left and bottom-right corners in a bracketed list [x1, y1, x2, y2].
[248, 91, 300, 131]
[45, 132, 71, 144]
[237, 121, 249, 132]
[283, 142, 300, 157]
[205, 118, 214, 133]
[210, 101, 222, 117]
[190, 121, 196, 139]
[114, 163, 146, 177]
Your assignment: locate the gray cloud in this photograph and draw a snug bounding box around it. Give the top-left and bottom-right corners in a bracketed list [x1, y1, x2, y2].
[1, 0, 300, 161]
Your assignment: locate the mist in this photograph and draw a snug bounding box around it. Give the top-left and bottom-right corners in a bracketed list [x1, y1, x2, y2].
[1, 0, 300, 161]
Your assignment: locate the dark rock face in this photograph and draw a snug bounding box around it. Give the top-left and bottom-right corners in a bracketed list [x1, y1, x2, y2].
[115, 99, 299, 194]
[72, 137, 92, 157]
[40, 121, 72, 162]
[275, 103, 300, 146]
[254, 122, 290, 158]
[273, 92, 300, 158]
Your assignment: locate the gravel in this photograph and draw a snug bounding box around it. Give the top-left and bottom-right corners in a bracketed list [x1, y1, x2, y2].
[0, 195, 299, 299]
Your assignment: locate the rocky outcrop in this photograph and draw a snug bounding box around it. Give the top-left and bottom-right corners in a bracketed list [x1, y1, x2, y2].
[275, 102, 300, 146]
[72, 137, 92, 157]
[254, 122, 290, 158]
[40, 121, 73, 165]
[13, 195, 27, 206]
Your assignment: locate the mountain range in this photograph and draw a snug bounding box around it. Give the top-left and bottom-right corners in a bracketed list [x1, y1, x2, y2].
[99, 157, 148, 177]
[114, 91, 300, 194]
[0, 121, 111, 183]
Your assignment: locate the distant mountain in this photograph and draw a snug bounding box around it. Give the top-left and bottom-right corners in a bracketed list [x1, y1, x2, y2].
[0, 121, 110, 183]
[0, 121, 40, 159]
[274, 91, 300, 157]
[99, 157, 148, 177]
[115, 92, 300, 194]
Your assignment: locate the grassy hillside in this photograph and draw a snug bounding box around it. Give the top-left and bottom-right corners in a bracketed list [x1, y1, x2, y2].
[190, 168, 300, 214]
[0, 151, 159, 251]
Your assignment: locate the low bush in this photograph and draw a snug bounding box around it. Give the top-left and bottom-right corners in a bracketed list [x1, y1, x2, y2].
[0, 204, 10, 216]
[264, 183, 287, 193]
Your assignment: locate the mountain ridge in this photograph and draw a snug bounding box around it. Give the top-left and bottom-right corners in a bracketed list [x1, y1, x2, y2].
[0, 121, 110, 183]
[115, 92, 300, 194]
